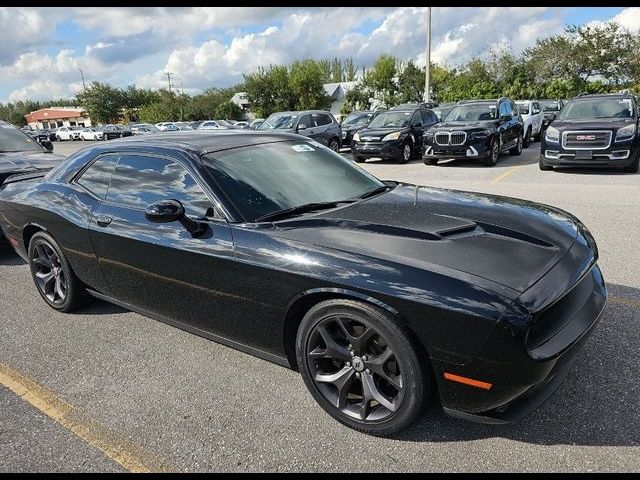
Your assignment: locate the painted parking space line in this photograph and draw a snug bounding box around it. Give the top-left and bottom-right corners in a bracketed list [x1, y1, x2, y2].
[608, 295, 640, 309]
[491, 165, 524, 184]
[0, 362, 175, 473]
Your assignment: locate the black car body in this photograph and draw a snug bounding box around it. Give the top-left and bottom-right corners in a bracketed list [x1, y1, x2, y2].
[0, 132, 606, 434]
[0, 121, 64, 245]
[102, 125, 133, 140]
[258, 110, 342, 151]
[431, 103, 456, 122]
[351, 107, 439, 163]
[424, 98, 525, 166]
[392, 102, 439, 110]
[539, 94, 640, 173]
[539, 99, 565, 132]
[23, 128, 53, 149]
[340, 110, 384, 149]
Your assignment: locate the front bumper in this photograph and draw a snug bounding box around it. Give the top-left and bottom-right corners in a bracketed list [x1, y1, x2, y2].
[352, 140, 403, 160]
[434, 237, 606, 423]
[424, 141, 491, 160]
[540, 148, 636, 168]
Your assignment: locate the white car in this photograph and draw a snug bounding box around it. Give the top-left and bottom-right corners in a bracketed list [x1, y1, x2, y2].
[515, 100, 544, 148]
[197, 120, 229, 130]
[79, 127, 104, 141]
[55, 126, 82, 141]
[155, 122, 176, 131]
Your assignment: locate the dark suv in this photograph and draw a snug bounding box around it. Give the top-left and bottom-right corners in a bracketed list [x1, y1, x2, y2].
[351, 107, 439, 163]
[423, 98, 524, 167]
[538, 99, 565, 133]
[539, 93, 639, 173]
[258, 110, 342, 151]
[340, 110, 384, 149]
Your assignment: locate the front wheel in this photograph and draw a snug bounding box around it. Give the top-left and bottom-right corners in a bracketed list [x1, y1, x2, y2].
[328, 138, 340, 152]
[509, 133, 523, 156]
[623, 151, 639, 173]
[423, 157, 438, 166]
[296, 299, 431, 436]
[482, 138, 500, 166]
[399, 142, 412, 164]
[523, 127, 531, 148]
[354, 155, 366, 163]
[28, 232, 92, 312]
[539, 158, 553, 171]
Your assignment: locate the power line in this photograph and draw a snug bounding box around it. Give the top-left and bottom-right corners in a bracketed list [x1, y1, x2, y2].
[164, 71, 173, 93]
[424, 6, 432, 102]
[78, 68, 86, 90]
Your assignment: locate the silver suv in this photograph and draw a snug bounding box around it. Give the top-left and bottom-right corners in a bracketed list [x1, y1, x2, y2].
[258, 110, 342, 151]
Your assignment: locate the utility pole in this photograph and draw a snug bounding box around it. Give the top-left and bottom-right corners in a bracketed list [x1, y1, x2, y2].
[164, 71, 173, 93]
[78, 68, 86, 90]
[424, 6, 432, 102]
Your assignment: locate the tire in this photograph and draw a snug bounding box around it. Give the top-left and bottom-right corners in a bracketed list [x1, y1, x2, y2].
[296, 299, 432, 436]
[399, 142, 412, 164]
[482, 138, 500, 166]
[354, 156, 366, 163]
[523, 127, 531, 148]
[28, 231, 92, 313]
[328, 138, 340, 152]
[509, 133, 523, 156]
[539, 158, 553, 171]
[623, 151, 639, 173]
[533, 129, 541, 142]
[56, 135, 61, 142]
[423, 157, 438, 166]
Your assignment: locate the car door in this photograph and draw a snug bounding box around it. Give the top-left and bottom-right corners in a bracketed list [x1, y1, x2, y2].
[509, 100, 522, 144]
[295, 114, 314, 139]
[311, 113, 334, 146]
[88, 151, 241, 339]
[498, 102, 513, 147]
[532, 102, 543, 134]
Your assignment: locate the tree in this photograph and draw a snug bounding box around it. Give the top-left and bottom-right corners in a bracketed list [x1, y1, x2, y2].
[397, 61, 424, 103]
[344, 58, 357, 82]
[363, 54, 398, 107]
[244, 65, 296, 118]
[289, 60, 332, 110]
[75, 82, 124, 124]
[215, 101, 243, 120]
[330, 57, 343, 83]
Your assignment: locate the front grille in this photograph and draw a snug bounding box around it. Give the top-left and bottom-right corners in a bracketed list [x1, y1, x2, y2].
[562, 130, 612, 150]
[434, 131, 467, 146]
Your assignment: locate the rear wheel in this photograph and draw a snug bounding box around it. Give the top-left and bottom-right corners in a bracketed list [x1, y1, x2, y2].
[296, 299, 431, 436]
[28, 232, 92, 312]
[328, 138, 340, 152]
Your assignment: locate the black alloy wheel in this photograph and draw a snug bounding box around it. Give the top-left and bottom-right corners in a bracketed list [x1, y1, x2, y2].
[328, 138, 340, 152]
[483, 137, 500, 166]
[297, 300, 431, 435]
[28, 232, 91, 312]
[523, 127, 531, 148]
[509, 133, 523, 156]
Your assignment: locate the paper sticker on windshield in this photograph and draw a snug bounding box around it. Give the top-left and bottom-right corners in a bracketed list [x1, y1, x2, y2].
[291, 144, 315, 152]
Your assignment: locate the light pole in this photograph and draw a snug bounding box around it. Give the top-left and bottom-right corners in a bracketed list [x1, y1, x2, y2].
[164, 72, 173, 93]
[78, 68, 86, 90]
[424, 6, 432, 102]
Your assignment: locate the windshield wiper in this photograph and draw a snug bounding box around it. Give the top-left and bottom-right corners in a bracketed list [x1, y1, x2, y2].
[255, 200, 355, 223]
[351, 184, 394, 201]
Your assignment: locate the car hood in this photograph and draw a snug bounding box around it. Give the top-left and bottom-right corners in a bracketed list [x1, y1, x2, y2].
[343, 123, 370, 133]
[549, 118, 635, 131]
[0, 151, 65, 175]
[273, 185, 580, 294]
[431, 120, 496, 131]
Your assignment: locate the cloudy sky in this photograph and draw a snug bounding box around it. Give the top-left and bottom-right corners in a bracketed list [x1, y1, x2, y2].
[1, 6, 638, 103]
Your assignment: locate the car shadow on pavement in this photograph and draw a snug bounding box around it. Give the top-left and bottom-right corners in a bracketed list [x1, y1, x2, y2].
[550, 167, 637, 176]
[395, 281, 639, 447]
[0, 248, 26, 266]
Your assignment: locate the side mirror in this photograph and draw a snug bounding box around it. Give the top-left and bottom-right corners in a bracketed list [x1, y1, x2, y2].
[412, 121, 422, 128]
[297, 123, 307, 131]
[42, 140, 54, 151]
[145, 199, 205, 237]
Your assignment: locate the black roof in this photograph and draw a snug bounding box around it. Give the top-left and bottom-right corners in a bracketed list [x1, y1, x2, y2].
[95, 130, 302, 154]
[572, 93, 635, 100]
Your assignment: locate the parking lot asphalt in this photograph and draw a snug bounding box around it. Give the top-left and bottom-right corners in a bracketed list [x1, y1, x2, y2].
[1, 139, 639, 472]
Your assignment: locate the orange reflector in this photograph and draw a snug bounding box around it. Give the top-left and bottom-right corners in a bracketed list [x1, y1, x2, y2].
[444, 372, 492, 390]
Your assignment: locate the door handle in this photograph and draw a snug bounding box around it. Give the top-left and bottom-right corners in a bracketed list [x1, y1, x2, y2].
[95, 215, 112, 227]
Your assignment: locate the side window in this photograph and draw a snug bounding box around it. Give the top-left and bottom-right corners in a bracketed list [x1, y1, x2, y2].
[421, 110, 437, 124]
[297, 114, 312, 129]
[411, 111, 423, 126]
[533, 102, 541, 114]
[315, 114, 333, 126]
[75, 155, 119, 200]
[511, 101, 519, 116]
[499, 102, 510, 117]
[106, 155, 213, 217]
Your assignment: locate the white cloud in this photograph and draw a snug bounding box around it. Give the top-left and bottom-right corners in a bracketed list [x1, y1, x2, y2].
[611, 7, 640, 32]
[0, 7, 53, 64]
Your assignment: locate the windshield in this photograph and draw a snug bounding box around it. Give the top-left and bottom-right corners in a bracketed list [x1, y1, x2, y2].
[343, 112, 373, 126]
[367, 111, 412, 128]
[516, 103, 530, 114]
[0, 124, 45, 153]
[258, 114, 299, 130]
[540, 101, 562, 112]
[558, 98, 634, 120]
[445, 104, 497, 122]
[204, 140, 384, 222]
[432, 107, 453, 120]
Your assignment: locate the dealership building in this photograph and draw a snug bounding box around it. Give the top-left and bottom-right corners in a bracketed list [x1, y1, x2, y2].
[25, 107, 93, 130]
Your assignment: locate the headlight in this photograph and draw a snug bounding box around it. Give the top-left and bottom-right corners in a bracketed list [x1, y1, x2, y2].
[382, 131, 401, 141]
[353, 132, 360, 142]
[545, 126, 560, 143]
[615, 124, 636, 142]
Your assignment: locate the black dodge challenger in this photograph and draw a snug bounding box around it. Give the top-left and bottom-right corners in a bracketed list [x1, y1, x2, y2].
[0, 131, 606, 435]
